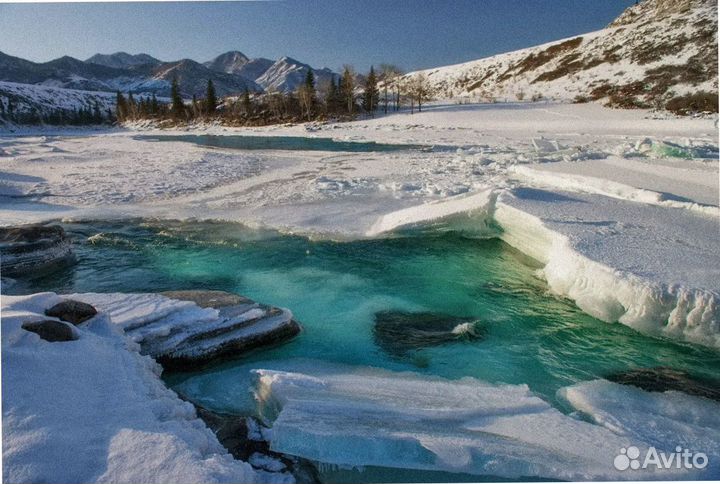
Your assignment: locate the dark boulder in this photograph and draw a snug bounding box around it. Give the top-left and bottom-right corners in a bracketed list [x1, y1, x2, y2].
[21, 320, 77, 342]
[45, 299, 97, 325]
[0, 224, 75, 276]
[606, 367, 720, 402]
[194, 405, 319, 483]
[373, 310, 484, 356]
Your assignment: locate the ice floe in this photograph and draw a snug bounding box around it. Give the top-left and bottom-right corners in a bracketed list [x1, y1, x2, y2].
[252, 361, 719, 480]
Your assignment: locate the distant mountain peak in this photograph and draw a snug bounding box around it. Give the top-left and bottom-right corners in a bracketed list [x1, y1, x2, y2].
[86, 52, 161, 69]
[204, 51, 251, 74]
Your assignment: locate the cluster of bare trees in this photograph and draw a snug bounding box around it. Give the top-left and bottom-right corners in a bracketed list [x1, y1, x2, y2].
[378, 66, 432, 114]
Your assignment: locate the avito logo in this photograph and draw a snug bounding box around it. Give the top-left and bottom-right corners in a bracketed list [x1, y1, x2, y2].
[614, 446, 708, 471]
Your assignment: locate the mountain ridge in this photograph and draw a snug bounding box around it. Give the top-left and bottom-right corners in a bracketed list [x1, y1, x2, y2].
[0, 49, 338, 98]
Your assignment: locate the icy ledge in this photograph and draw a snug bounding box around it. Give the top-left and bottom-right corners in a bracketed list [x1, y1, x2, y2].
[1, 292, 284, 484]
[368, 188, 720, 349]
[252, 361, 720, 480]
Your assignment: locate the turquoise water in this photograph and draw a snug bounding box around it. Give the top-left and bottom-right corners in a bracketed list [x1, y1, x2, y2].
[14, 219, 720, 410]
[135, 134, 426, 152]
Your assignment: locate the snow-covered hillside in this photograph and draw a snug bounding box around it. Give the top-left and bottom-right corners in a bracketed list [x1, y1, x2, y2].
[0, 81, 117, 125]
[405, 0, 717, 109]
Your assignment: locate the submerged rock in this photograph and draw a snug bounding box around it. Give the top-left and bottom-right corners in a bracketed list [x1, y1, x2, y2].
[606, 367, 720, 402]
[128, 290, 302, 371]
[0, 224, 75, 277]
[194, 405, 319, 483]
[21, 320, 77, 342]
[373, 310, 484, 356]
[45, 299, 98, 325]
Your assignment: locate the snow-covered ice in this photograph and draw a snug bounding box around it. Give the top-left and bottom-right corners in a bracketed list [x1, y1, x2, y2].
[1, 292, 269, 483]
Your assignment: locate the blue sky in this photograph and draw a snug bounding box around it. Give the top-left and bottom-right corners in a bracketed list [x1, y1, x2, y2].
[0, 1, 635, 72]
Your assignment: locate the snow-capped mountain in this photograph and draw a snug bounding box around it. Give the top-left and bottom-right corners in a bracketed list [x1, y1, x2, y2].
[0, 49, 338, 99]
[0, 51, 131, 91]
[0, 51, 261, 98]
[86, 52, 161, 69]
[255, 56, 337, 92]
[203, 51, 251, 74]
[205, 52, 337, 91]
[231, 58, 275, 82]
[136, 58, 262, 97]
[204, 51, 275, 83]
[404, 0, 717, 108]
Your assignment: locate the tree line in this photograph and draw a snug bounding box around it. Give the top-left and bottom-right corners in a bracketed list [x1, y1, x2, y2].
[115, 64, 434, 126]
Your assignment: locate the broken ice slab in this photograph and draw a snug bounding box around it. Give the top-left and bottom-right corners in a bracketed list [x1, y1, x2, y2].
[531, 137, 561, 153]
[251, 362, 706, 480]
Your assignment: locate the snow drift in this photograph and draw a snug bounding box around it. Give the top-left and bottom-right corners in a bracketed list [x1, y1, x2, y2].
[1, 292, 290, 484]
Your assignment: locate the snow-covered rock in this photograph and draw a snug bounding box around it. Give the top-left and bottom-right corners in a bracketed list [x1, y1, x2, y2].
[1, 292, 267, 483]
[0, 224, 75, 276]
[72, 290, 302, 370]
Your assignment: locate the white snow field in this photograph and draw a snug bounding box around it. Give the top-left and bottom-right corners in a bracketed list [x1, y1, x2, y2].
[1, 292, 291, 484]
[249, 359, 719, 480]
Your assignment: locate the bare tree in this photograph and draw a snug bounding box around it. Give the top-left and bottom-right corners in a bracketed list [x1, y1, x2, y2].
[379, 64, 403, 114]
[407, 73, 431, 114]
[340, 65, 356, 115]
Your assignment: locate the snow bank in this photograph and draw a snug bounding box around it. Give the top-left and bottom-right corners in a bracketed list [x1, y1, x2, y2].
[495, 189, 720, 348]
[510, 164, 719, 217]
[252, 361, 717, 480]
[1, 292, 268, 484]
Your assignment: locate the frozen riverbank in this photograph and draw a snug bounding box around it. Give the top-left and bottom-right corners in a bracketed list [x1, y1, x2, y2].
[1, 292, 280, 483]
[1, 103, 718, 348]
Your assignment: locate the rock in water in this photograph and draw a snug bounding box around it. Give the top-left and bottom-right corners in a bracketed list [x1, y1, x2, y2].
[193, 404, 319, 483]
[0, 224, 75, 277]
[373, 310, 484, 356]
[45, 299, 98, 325]
[131, 290, 302, 371]
[606, 367, 720, 402]
[21, 320, 77, 342]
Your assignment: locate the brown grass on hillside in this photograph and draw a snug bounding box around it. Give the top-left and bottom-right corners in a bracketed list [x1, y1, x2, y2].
[666, 92, 718, 114]
[497, 37, 583, 82]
